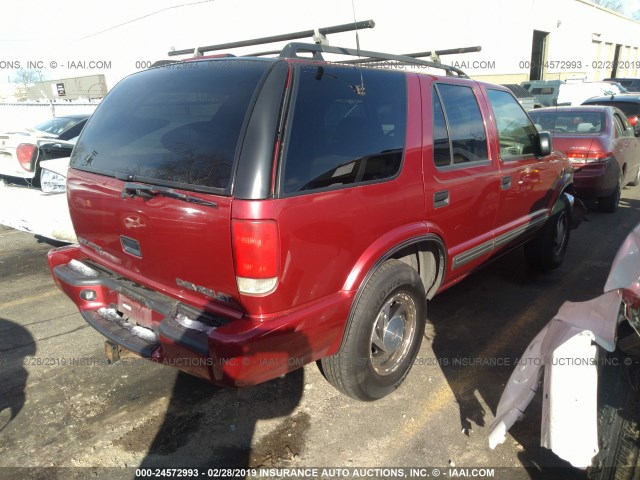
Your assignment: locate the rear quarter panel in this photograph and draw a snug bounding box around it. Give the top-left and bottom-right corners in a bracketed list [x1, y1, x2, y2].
[232, 74, 425, 316]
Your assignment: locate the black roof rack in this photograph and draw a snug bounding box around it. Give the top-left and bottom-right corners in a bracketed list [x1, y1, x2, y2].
[167, 20, 476, 77]
[278, 43, 470, 77]
[169, 20, 375, 57]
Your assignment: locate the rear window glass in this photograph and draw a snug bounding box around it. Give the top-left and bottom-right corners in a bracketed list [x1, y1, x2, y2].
[33, 117, 86, 136]
[281, 65, 407, 194]
[529, 111, 605, 134]
[70, 60, 270, 191]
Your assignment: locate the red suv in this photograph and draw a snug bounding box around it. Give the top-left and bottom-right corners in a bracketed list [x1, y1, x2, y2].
[48, 42, 578, 401]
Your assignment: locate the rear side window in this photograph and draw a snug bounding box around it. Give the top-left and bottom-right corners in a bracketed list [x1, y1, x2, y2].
[70, 59, 271, 192]
[613, 112, 631, 137]
[433, 83, 488, 166]
[281, 65, 407, 194]
[487, 89, 539, 160]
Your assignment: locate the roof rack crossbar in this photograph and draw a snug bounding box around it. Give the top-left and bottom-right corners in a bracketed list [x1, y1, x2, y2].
[278, 43, 469, 77]
[339, 46, 482, 65]
[169, 20, 375, 57]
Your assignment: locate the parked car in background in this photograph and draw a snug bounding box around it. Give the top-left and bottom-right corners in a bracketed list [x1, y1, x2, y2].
[522, 80, 620, 108]
[520, 79, 563, 107]
[0, 139, 76, 243]
[0, 114, 88, 185]
[556, 82, 619, 106]
[501, 84, 535, 110]
[529, 106, 640, 213]
[582, 94, 640, 130]
[602, 81, 629, 94]
[604, 77, 640, 93]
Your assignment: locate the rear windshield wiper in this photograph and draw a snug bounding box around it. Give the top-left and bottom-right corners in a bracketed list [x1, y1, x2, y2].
[121, 182, 217, 208]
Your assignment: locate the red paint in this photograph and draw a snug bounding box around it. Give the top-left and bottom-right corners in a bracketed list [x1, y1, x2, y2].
[49, 61, 574, 388]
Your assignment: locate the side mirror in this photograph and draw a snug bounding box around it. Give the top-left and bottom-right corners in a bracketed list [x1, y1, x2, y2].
[538, 131, 552, 156]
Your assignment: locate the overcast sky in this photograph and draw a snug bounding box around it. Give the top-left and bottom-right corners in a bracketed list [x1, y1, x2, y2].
[1, 0, 640, 90]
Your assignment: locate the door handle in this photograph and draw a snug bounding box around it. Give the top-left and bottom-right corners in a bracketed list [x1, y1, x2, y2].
[434, 190, 449, 208]
[501, 176, 512, 190]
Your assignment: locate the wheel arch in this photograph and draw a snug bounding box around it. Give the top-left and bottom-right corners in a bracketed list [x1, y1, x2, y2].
[550, 171, 575, 217]
[336, 232, 447, 352]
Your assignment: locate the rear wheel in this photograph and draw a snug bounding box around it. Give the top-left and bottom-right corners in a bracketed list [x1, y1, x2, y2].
[588, 349, 640, 480]
[320, 259, 426, 401]
[599, 175, 622, 213]
[525, 197, 570, 271]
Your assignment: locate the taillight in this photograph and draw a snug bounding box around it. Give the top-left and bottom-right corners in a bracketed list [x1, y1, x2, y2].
[566, 149, 612, 164]
[232, 220, 279, 295]
[628, 116, 638, 126]
[16, 144, 37, 171]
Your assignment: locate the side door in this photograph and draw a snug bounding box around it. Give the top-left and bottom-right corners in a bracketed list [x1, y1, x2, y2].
[421, 78, 501, 287]
[485, 88, 562, 250]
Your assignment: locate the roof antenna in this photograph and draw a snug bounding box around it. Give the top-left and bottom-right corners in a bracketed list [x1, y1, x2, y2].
[350, 0, 366, 96]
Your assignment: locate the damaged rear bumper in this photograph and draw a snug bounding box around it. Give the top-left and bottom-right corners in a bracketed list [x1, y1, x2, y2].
[48, 245, 352, 387]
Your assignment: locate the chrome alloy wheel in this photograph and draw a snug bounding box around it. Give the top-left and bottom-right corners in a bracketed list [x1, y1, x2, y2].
[369, 292, 417, 376]
[552, 210, 569, 257]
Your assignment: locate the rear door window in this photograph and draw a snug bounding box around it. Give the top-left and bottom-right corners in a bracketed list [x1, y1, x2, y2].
[280, 65, 407, 194]
[433, 83, 488, 166]
[70, 59, 271, 192]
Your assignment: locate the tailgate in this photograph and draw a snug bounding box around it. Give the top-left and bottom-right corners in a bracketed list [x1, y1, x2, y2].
[64, 59, 278, 312]
[67, 169, 239, 310]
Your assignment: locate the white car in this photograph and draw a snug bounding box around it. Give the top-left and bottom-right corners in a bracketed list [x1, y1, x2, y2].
[556, 82, 621, 107]
[0, 154, 76, 243]
[0, 115, 88, 183]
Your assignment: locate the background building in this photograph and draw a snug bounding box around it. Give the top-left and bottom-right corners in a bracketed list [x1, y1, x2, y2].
[17, 74, 108, 102]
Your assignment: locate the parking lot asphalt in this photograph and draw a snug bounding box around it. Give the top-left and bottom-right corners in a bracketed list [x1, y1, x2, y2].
[1, 188, 640, 480]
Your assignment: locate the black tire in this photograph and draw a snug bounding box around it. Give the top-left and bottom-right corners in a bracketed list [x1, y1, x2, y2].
[320, 259, 427, 401]
[525, 197, 571, 271]
[599, 175, 622, 213]
[588, 350, 640, 480]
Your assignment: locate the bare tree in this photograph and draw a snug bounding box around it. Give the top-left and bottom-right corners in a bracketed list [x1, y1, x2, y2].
[591, 0, 625, 14]
[13, 69, 42, 86]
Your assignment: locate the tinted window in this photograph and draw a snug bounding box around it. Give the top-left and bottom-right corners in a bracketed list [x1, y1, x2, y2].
[487, 89, 539, 160]
[529, 111, 605, 134]
[432, 89, 451, 167]
[584, 100, 640, 118]
[281, 65, 407, 194]
[435, 83, 488, 165]
[70, 60, 270, 191]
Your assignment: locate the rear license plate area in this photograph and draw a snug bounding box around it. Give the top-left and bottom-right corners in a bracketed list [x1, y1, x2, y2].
[117, 293, 153, 329]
